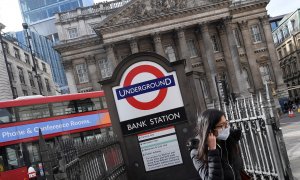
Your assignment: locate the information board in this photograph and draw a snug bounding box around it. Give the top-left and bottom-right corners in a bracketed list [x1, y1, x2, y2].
[138, 127, 183, 171]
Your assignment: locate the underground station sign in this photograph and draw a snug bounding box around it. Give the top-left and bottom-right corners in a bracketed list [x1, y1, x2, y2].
[112, 61, 187, 135]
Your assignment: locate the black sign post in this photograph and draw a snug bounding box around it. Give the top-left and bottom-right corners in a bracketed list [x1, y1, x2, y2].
[100, 52, 201, 180]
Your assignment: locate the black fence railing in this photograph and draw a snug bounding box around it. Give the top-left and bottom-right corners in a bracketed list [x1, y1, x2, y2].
[39, 131, 127, 180]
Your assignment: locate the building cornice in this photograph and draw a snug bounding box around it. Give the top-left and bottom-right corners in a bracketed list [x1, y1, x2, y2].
[54, 36, 102, 53]
[229, 0, 269, 14]
[95, 0, 230, 36]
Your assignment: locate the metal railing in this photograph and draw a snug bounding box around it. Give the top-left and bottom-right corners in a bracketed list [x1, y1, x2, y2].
[58, 0, 131, 22]
[39, 133, 127, 180]
[230, 0, 269, 7]
[223, 84, 293, 179]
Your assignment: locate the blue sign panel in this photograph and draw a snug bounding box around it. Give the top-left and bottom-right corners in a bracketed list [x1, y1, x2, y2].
[0, 113, 108, 143]
[116, 75, 175, 100]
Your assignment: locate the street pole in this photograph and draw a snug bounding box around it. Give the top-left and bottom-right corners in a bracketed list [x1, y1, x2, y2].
[0, 23, 16, 99]
[22, 23, 43, 95]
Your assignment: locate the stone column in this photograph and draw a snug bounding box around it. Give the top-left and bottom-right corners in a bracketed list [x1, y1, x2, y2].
[105, 44, 118, 69]
[239, 21, 264, 91]
[86, 56, 101, 91]
[63, 60, 77, 93]
[196, 28, 212, 102]
[130, 38, 139, 54]
[223, 19, 249, 94]
[176, 27, 192, 72]
[260, 16, 286, 90]
[152, 32, 165, 57]
[199, 23, 218, 102]
[217, 23, 240, 95]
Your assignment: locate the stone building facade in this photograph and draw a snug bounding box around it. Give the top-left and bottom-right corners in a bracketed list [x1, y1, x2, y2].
[0, 33, 56, 101]
[272, 9, 300, 99]
[55, 0, 286, 108]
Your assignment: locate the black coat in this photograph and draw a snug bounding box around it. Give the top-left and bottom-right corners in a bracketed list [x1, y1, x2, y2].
[189, 129, 243, 180]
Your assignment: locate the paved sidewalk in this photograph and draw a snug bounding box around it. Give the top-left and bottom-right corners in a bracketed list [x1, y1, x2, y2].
[280, 112, 300, 180]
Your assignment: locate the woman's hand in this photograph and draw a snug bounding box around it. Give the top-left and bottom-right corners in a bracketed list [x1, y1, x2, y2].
[207, 132, 217, 150]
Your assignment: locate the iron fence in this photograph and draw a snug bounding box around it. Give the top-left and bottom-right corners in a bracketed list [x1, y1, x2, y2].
[39, 132, 127, 180]
[223, 85, 293, 180]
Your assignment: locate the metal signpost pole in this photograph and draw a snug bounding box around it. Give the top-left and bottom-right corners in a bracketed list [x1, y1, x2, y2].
[22, 23, 43, 95]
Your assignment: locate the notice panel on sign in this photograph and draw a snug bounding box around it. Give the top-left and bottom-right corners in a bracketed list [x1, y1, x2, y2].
[138, 127, 183, 171]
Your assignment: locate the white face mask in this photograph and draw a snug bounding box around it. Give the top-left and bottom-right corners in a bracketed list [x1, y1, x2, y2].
[217, 126, 230, 140]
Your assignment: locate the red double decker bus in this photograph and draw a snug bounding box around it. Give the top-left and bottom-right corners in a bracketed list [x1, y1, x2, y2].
[0, 91, 111, 180]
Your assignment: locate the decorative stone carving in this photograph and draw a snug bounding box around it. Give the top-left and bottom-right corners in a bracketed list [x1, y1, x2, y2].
[62, 60, 73, 70]
[259, 15, 270, 25]
[217, 24, 226, 35]
[222, 16, 232, 26]
[152, 32, 165, 56]
[216, 58, 224, 62]
[239, 21, 248, 30]
[199, 22, 209, 33]
[119, 0, 213, 22]
[254, 48, 267, 54]
[86, 55, 96, 65]
[176, 27, 185, 38]
[192, 62, 203, 68]
[103, 43, 114, 51]
[152, 32, 162, 43]
[129, 38, 139, 54]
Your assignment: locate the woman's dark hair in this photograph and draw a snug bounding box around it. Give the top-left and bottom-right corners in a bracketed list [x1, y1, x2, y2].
[196, 109, 225, 161]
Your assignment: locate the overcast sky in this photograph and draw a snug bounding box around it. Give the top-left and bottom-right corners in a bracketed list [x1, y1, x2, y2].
[0, 0, 299, 32]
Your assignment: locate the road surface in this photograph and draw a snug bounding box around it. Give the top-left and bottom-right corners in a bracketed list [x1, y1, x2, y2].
[281, 112, 300, 180]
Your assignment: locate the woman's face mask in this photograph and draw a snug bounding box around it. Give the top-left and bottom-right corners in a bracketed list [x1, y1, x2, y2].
[214, 116, 230, 140]
[217, 126, 230, 140]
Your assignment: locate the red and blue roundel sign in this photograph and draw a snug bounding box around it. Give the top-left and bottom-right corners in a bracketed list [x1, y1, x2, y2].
[113, 61, 186, 135]
[116, 64, 175, 110]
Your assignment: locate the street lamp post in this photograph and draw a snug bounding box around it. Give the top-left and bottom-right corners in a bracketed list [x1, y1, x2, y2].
[1, 23, 32, 168]
[0, 23, 16, 99]
[22, 23, 43, 95]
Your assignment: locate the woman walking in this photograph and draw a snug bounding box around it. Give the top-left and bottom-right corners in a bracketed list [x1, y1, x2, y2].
[189, 109, 244, 180]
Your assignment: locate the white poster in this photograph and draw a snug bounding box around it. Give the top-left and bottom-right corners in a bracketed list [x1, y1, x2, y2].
[138, 127, 183, 171]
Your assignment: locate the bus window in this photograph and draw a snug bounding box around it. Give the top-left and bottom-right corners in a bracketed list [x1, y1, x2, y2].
[0, 108, 16, 123]
[52, 101, 76, 116]
[77, 98, 95, 112]
[26, 142, 40, 165]
[90, 98, 102, 110]
[18, 104, 50, 121]
[5, 144, 24, 170]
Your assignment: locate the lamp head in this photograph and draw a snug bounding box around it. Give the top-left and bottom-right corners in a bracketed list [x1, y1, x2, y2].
[22, 23, 29, 30]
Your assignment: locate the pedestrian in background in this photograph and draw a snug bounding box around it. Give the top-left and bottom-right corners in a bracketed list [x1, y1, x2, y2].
[188, 109, 248, 180]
